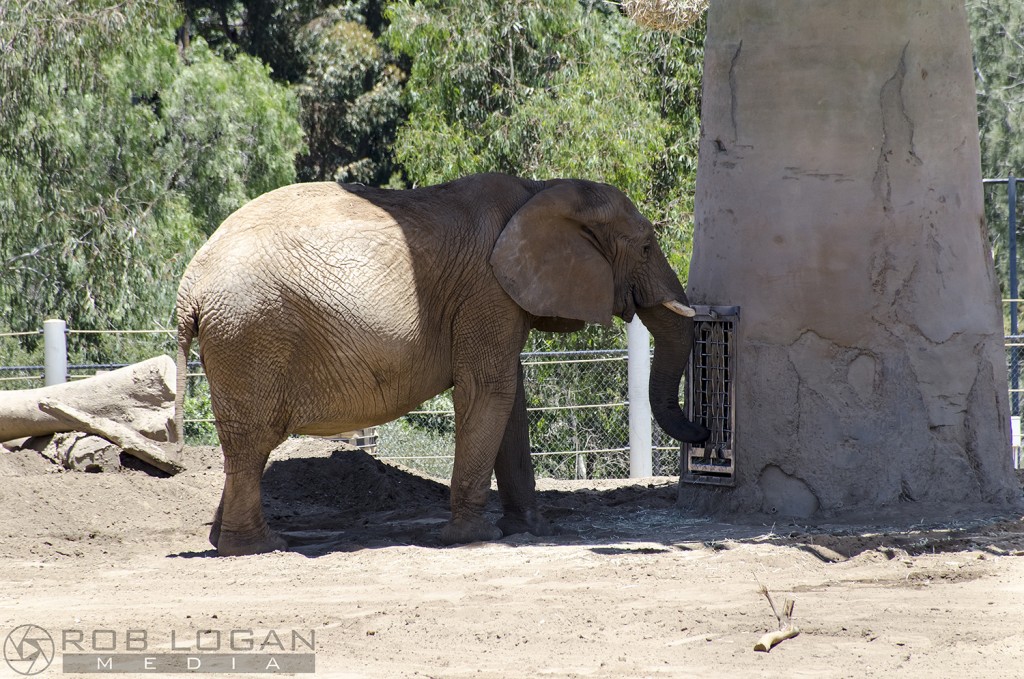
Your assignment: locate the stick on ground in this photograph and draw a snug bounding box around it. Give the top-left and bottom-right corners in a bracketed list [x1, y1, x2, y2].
[754, 582, 800, 652]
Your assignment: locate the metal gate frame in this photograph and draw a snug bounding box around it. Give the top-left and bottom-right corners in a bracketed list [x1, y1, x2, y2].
[682, 305, 739, 486]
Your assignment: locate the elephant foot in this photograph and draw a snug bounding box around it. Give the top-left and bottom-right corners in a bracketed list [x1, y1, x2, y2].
[208, 521, 221, 548]
[215, 528, 288, 557]
[439, 518, 503, 545]
[497, 509, 555, 538]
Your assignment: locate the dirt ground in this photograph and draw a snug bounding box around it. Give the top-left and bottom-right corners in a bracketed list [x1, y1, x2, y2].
[2, 438, 1024, 678]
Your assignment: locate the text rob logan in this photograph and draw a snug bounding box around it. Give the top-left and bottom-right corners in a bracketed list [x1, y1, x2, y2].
[60, 629, 315, 653]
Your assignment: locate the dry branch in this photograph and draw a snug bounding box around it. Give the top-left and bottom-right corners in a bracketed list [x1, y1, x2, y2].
[0, 355, 183, 473]
[754, 582, 800, 653]
[37, 400, 184, 475]
[754, 625, 800, 653]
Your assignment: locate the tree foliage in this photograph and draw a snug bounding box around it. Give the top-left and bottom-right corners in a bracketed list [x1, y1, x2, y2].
[180, 0, 328, 83]
[293, 5, 406, 183]
[0, 0, 303, 363]
[967, 0, 1024, 179]
[385, 0, 704, 350]
[183, 0, 405, 184]
[966, 0, 1024, 304]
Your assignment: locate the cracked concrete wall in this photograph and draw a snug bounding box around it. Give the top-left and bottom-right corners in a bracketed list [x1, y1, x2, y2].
[683, 0, 1020, 517]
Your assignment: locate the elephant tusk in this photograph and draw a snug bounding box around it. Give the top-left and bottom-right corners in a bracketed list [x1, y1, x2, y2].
[662, 300, 697, 317]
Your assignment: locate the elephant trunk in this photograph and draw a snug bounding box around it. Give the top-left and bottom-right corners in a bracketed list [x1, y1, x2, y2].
[635, 303, 711, 444]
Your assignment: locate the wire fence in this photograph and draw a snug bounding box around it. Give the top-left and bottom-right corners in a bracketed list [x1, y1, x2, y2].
[1008, 336, 1023, 410]
[1005, 326, 1024, 468]
[0, 329, 679, 480]
[0, 326, 177, 385]
[374, 350, 681, 479]
[5, 320, 1024, 477]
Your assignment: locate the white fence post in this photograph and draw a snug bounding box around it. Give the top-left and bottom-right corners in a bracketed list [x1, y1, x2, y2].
[1013, 416, 1022, 469]
[43, 318, 67, 385]
[627, 316, 653, 477]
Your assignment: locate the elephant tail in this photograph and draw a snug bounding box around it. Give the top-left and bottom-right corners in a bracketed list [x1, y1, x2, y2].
[174, 295, 200, 456]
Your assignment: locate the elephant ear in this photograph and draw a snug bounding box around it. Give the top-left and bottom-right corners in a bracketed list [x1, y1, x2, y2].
[490, 182, 614, 326]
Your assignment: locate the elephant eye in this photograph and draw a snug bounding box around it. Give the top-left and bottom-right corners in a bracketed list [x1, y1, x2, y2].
[641, 243, 652, 259]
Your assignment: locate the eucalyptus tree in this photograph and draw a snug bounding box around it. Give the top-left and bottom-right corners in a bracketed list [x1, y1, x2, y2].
[386, 0, 705, 351]
[966, 0, 1024, 302]
[0, 0, 303, 364]
[182, 0, 405, 184]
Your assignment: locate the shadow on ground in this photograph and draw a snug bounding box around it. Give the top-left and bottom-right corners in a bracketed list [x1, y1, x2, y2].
[259, 448, 1024, 561]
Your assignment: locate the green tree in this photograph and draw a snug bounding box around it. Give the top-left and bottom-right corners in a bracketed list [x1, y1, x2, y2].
[0, 0, 303, 365]
[385, 1, 655, 185]
[180, 0, 328, 83]
[183, 0, 405, 184]
[386, 0, 705, 352]
[966, 0, 1024, 311]
[159, 39, 307, 232]
[293, 5, 406, 183]
[632, 21, 705, 272]
[968, 0, 1024, 179]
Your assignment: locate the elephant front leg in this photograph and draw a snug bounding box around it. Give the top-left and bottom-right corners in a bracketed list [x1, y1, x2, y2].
[494, 363, 553, 538]
[440, 376, 516, 546]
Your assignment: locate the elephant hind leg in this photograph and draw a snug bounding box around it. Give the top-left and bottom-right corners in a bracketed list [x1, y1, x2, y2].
[211, 424, 288, 556]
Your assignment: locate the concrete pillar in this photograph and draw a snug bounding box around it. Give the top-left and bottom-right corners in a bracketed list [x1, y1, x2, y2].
[683, 0, 1019, 515]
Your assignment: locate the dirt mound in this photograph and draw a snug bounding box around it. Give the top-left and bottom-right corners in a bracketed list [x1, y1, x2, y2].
[3, 435, 1022, 558]
[264, 439, 450, 516]
[261, 440, 454, 552]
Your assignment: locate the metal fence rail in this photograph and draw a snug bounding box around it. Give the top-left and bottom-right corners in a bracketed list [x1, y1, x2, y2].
[375, 349, 680, 479]
[0, 327, 674, 479]
[5, 321, 1024, 477]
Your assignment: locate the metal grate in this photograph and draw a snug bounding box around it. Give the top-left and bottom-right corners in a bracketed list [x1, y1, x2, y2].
[682, 305, 739, 486]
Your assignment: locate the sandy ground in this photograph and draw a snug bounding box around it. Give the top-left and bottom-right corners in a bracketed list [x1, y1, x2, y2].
[2, 438, 1024, 678]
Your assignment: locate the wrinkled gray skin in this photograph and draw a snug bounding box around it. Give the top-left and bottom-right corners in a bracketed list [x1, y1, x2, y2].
[176, 174, 710, 556]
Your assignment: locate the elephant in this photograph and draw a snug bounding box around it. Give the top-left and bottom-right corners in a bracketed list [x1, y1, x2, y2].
[175, 173, 711, 556]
